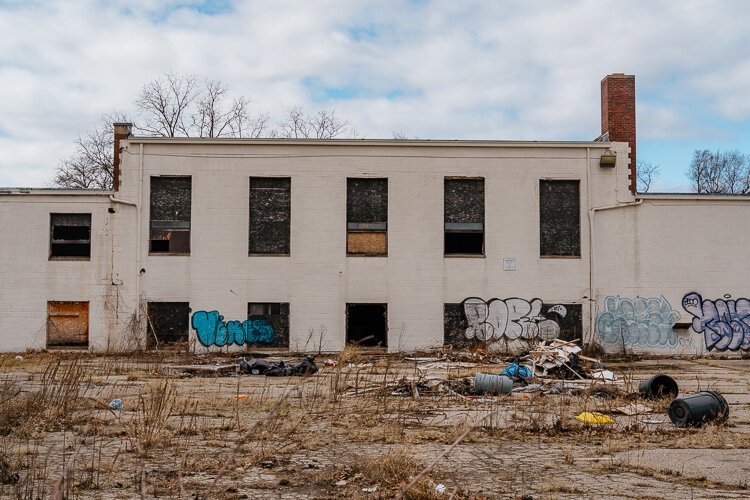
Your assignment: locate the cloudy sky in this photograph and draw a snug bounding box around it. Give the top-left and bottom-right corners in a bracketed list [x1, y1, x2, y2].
[0, 0, 748, 191]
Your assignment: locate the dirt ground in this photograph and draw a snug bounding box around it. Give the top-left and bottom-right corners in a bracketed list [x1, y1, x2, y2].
[1, 349, 749, 499]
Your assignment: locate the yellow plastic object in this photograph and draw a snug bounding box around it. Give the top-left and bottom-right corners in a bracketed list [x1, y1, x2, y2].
[575, 412, 615, 425]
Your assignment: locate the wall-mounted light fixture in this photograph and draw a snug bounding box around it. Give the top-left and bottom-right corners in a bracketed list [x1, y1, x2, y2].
[599, 150, 617, 168]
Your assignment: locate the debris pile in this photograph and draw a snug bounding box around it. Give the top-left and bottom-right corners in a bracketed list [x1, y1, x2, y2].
[521, 339, 601, 380]
[239, 356, 318, 377]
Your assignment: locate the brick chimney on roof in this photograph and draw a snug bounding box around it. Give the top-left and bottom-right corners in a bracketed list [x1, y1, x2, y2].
[601, 74, 636, 193]
[113, 123, 132, 192]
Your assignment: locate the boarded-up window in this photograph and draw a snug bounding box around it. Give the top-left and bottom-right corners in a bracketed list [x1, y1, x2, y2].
[540, 180, 580, 257]
[249, 178, 291, 255]
[347, 178, 387, 255]
[150, 176, 191, 254]
[47, 301, 89, 348]
[50, 213, 91, 259]
[544, 303, 582, 342]
[247, 302, 290, 347]
[445, 178, 484, 255]
[147, 302, 190, 349]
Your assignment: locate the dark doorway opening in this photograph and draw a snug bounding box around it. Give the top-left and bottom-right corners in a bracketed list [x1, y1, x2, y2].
[147, 302, 190, 349]
[346, 303, 387, 347]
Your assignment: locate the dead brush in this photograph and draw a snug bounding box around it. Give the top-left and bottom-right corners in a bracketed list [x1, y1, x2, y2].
[127, 380, 176, 451]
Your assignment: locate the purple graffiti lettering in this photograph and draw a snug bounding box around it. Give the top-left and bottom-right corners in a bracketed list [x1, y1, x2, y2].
[682, 293, 750, 352]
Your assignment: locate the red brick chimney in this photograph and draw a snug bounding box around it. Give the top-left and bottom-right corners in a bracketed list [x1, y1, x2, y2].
[601, 74, 636, 193]
[113, 123, 132, 191]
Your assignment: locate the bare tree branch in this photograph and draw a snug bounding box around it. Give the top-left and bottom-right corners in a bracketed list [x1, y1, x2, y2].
[135, 73, 199, 137]
[275, 106, 356, 139]
[687, 149, 750, 194]
[636, 160, 661, 193]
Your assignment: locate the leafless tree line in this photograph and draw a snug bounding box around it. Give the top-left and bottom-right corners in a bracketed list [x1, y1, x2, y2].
[687, 149, 750, 195]
[54, 73, 356, 189]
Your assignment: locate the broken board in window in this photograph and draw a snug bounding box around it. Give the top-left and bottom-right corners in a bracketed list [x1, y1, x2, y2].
[147, 302, 190, 349]
[247, 302, 290, 347]
[540, 180, 580, 257]
[249, 178, 291, 254]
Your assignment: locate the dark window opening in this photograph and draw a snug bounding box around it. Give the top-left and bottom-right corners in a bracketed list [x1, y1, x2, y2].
[47, 301, 89, 348]
[545, 303, 583, 342]
[347, 178, 388, 256]
[540, 180, 580, 257]
[247, 302, 290, 347]
[444, 178, 484, 255]
[147, 302, 190, 349]
[346, 303, 387, 347]
[149, 176, 191, 254]
[50, 213, 91, 259]
[249, 177, 291, 255]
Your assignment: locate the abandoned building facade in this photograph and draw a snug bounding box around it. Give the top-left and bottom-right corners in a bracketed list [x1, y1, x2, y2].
[1, 74, 749, 356]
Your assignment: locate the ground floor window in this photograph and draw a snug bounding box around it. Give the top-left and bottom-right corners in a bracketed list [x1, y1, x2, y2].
[247, 302, 290, 348]
[47, 301, 89, 348]
[147, 302, 190, 349]
[346, 303, 387, 347]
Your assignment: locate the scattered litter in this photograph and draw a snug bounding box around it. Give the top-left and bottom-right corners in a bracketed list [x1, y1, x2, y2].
[362, 486, 378, 493]
[107, 398, 123, 410]
[435, 483, 447, 494]
[13, 355, 22, 361]
[592, 369, 616, 381]
[642, 419, 665, 425]
[500, 363, 533, 379]
[233, 394, 249, 400]
[668, 390, 729, 428]
[475, 372, 513, 395]
[335, 479, 348, 487]
[323, 359, 337, 367]
[575, 411, 615, 425]
[522, 339, 593, 379]
[614, 403, 652, 415]
[239, 356, 318, 377]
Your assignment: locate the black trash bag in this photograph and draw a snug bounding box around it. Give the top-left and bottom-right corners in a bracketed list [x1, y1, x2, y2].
[239, 358, 273, 375]
[240, 356, 318, 377]
[291, 356, 318, 376]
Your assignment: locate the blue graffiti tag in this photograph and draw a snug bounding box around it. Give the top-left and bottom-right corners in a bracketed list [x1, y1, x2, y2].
[596, 296, 680, 348]
[191, 310, 275, 347]
[682, 293, 750, 352]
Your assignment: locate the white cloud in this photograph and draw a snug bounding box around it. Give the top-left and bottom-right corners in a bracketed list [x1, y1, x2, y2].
[0, 0, 749, 186]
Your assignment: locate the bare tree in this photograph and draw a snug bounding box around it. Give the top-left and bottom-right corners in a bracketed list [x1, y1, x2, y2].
[135, 73, 198, 137]
[53, 112, 129, 190]
[276, 106, 355, 139]
[687, 149, 750, 194]
[192, 80, 270, 138]
[636, 160, 661, 193]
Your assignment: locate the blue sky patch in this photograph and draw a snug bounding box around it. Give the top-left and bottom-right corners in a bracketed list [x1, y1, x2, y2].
[149, 0, 232, 23]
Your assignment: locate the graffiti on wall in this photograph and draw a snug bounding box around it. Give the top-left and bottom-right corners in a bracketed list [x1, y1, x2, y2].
[191, 310, 275, 347]
[462, 297, 567, 342]
[682, 293, 750, 352]
[596, 296, 680, 348]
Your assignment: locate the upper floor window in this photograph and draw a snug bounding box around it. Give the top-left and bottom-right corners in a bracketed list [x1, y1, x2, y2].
[347, 178, 388, 256]
[149, 176, 191, 255]
[50, 213, 91, 259]
[249, 177, 291, 255]
[444, 178, 484, 255]
[539, 179, 580, 257]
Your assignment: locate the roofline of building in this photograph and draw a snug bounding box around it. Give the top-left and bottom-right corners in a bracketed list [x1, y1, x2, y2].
[125, 136, 616, 148]
[0, 188, 113, 196]
[638, 192, 750, 201]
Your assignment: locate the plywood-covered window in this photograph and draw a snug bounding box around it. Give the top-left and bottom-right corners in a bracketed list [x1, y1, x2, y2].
[50, 213, 91, 259]
[149, 176, 191, 254]
[444, 178, 484, 255]
[347, 178, 387, 256]
[247, 302, 290, 347]
[47, 301, 89, 348]
[147, 302, 190, 349]
[540, 180, 580, 257]
[249, 177, 291, 255]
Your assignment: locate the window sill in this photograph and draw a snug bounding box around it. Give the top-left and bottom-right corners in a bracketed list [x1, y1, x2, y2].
[49, 257, 91, 261]
[248, 253, 291, 257]
[540, 255, 582, 259]
[444, 254, 485, 258]
[149, 253, 191, 257]
[347, 254, 388, 258]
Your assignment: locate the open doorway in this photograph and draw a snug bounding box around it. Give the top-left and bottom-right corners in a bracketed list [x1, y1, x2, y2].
[346, 303, 387, 347]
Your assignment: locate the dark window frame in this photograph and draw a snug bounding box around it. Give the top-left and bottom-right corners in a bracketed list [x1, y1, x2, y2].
[149, 176, 192, 256]
[146, 301, 190, 349]
[247, 302, 290, 348]
[444, 177, 485, 256]
[346, 177, 388, 257]
[49, 213, 92, 260]
[539, 179, 581, 258]
[248, 177, 292, 256]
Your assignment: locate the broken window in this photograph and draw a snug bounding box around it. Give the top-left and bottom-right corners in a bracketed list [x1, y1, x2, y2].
[347, 178, 388, 256]
[544, 303, 582, 342]
[149, 176, 191, 254]
[47, 301, 89, 348]
[346, 303, 387, 347]
[540, 180, 580, 257]
[147, 302, 190, 349]
[444, 178, 484, 255]
[247, 302, 289, 347]
[49, 213, 91, 259]
[249, 177, 291, 255]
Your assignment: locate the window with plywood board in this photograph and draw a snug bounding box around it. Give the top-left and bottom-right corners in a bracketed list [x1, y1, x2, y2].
[539, 180, 580, 257]
[444, 178, 484, 255]
[47, 301, 89, 348]
[249, 177, 291, 255]
[347, 178, 388, 256]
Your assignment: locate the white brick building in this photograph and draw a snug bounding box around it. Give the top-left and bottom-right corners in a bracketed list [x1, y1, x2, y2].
[1, 74, 748, 356]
